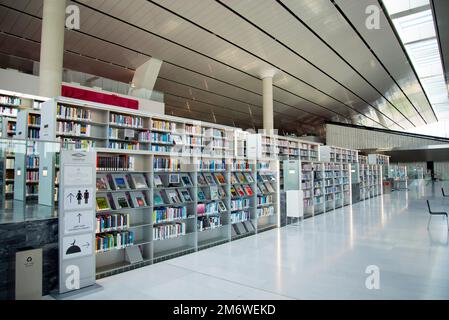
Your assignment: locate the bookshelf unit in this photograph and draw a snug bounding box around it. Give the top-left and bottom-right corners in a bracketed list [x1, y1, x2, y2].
[301, 161, 314, 218]
[256, 159, 280, 233]
[313, 162, 325, 215]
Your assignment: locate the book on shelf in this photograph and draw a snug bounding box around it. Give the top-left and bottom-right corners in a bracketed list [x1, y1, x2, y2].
[230, 174, 238, 184]
[111, 174, 129, 190]
[110, 113, 143, 128]
[218, 186, 226, 198]
[244, 173, 254, 183]
[129, 191, 147, 208]
[96, 213, 129, 233]
[96, 174, 110, 191]
[97, 155, 135, 171]
[218, 201, 227, 212]
[197, 174, 207, 186]
[258, 183, 268, 195]
[154, 175, 164, 188]
[244, 185, 254, 196]
[236, 172, 247, 184]
[210, 186, 219, 200]
[111, 192, 131, 209]
[213, 172, 226, 184]
[57, 104, 92, 121]
[154, 192, 165, 206]
[165, 190, 181, 204]
[265, 182, 275, 193]
[197, 190, 206, 201]
[129, 173, 148, 189]
[204, 173, 216, 185]
[96, 196, 111, 211]
[178, 189, 192, 202]
[230, 186, 238, 197]
[168, 173, 181, 186]
[180, 174, 193, 187]
[153, 223, 186, 241]
[153, 207, 187, 224]
[197, 203, 206, 215]
[235, 185, 245, 197]
[96, 231, 134, 252]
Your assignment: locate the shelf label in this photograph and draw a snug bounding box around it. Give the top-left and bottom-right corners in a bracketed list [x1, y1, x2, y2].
[64, 210, 94, 234]
[63, 187, 93, 210]
[62, 234, 93, 260]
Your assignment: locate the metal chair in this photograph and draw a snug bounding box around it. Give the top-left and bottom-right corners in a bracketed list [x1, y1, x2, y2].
[426, 200, 449, 230]
[442, 188, 449, 197]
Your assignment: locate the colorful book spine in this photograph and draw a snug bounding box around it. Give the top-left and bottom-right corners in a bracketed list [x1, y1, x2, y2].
[57, 104, 92, 121]
[230, 211, 250, 224]
[110, 113, 143, 128]
[153, 223, 186, 240]
[152, 207, 187, 224]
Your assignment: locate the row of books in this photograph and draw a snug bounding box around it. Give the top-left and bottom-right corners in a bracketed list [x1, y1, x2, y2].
[185, 125, 204, 136]
[28, 128, 40, 139]
[108, 128, 138, 140]
[60, 138, 95, 150]
[151, 132, 174, 144]
[150, 145, 172, 152]
[197, 159, 226, 171]
[26, 171, 39, 181]
[257, 195, 273, 206]
[57, 104, 92, 121]
[197, 216, 221, 232]
[198, 172, 227, 185]
[185, 136, 203, 146]
[153, 223, 186, 240]
[0, 106, 17, 116]
[232, 160, 253, 171]
[230, 211, 250, 224]
[26, 184, 38, 195]
[96, 213, 130, 233]
[197, 201, 226, 215]
[154, 173, 193, 188]
[230, 172, 254, 184]
[153, 207, 187, 224]
[28, 114, 40, 125]
[5, 184, 13, 193]
[256, 181, 275, 195]
[231, 198, 250, 211]
[230, 184, 254, 198]
[97, 173, 148, 191]
[110, 113, 143, 128]
[154, 188, 193, 205]
[152, 120, 176, 132]
[96, 231, 134, 252]
[0, 95, 21, 105]
[138, 131, 151, 142]
[57, 122, 90, 136]
[26, 156, 39, 168]
[108, 141, 142, 150]
[153, 157, 181, 171]
[97, 155, 135, 171]
[96, 192, 148, 211]
[257, 206, 275, 217]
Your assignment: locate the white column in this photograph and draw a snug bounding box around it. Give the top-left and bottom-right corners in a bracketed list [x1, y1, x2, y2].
[262, 76, 274, 133]
[39, 0, 66, 98]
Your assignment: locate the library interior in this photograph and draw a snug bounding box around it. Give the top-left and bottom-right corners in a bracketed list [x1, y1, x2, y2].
[0, 0, 449, 301]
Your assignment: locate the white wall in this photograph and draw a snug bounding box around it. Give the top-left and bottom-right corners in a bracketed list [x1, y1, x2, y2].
[0, 68, 165, 115]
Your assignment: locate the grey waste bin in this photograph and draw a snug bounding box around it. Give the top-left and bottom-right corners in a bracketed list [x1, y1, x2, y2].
[15, 247, 42, 300]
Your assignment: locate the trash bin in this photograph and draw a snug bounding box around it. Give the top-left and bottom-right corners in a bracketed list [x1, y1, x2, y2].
[15, 247, 42, 300]
[383, 180, 392, 194]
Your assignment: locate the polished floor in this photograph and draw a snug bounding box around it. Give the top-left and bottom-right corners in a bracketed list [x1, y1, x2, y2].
[69, 180, 449, 300]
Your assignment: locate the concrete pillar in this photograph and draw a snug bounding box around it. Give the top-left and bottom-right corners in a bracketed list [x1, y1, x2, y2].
[262, 76, 274, 133]
[39, 0, 66, 98]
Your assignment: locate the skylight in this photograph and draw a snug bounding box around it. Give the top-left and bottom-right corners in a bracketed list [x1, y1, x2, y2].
[383, 0, 449, 135]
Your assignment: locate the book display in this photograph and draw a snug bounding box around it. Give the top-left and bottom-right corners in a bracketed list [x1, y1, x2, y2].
[36, 97, 379, 279]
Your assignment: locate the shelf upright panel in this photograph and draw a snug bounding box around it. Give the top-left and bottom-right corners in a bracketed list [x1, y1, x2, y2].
[324, 162, 334, 212]
[313, 162, 325, 215]
[301, 161, 314, 218]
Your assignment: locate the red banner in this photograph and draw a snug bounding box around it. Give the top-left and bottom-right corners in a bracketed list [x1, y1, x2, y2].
[61, 85, 139, 110]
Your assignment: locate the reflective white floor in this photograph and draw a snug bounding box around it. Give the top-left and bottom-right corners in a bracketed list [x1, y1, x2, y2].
[71, 180, 449, 300]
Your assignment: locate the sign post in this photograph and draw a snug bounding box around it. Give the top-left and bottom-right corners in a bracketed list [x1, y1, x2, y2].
[58, 150, 96, 294]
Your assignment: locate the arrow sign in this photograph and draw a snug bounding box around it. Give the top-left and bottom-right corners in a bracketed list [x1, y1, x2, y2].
[83, 242, 90, 248]
[67, 193, 75, 203]
[77, 213, 82, 223]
